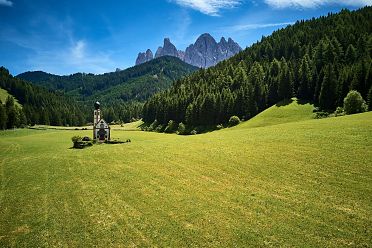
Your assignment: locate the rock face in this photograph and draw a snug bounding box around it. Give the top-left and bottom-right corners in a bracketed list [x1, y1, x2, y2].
[135, 49, 153, 65]
[155, 38, 179, 58]
[184, 33, 218, 68]
[135, 33, 242, 68]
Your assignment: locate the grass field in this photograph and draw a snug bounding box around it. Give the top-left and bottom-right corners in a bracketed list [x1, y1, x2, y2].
[0, 88, 22, 108]
[0, 104, 371, 247]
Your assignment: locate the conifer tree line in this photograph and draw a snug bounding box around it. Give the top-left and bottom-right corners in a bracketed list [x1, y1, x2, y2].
[0, 66, 144, 128]
[143, 7, 372, 127]
[0, 67, 87, 128]
[96, 101, 143, 123]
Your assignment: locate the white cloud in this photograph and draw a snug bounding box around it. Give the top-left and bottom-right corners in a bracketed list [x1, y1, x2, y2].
[71, 40, 86, 60]
[29, 40, 116, 75]
[229, 21, 294, 31]
[171, 0, 242, 16]
[264, 0, 372, 9]
[0, 27, 115, 74]
[0, 0, 13, 7]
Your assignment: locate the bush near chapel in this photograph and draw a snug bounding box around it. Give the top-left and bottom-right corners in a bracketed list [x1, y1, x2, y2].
[71, 135, 93, 149]
[343, 90, 367, 115]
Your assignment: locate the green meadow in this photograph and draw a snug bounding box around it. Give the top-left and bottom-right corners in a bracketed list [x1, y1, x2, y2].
[1, 102, 371, 247]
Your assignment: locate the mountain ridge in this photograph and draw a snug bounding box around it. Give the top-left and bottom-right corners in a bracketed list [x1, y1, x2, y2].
[136, 33, 242, 68]
[17, 56, 198, 100]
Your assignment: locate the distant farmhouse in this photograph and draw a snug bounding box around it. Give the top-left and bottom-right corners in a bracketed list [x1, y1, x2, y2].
[93, 102, 110, 142]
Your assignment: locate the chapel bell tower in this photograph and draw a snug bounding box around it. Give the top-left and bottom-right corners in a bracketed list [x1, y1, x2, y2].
[93, 101, 101, 139]
[93, 101, 110, 142]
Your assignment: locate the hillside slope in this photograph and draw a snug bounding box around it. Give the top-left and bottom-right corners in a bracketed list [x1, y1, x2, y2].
[239, 98, 314, 129]
[0, 112, 371, 247]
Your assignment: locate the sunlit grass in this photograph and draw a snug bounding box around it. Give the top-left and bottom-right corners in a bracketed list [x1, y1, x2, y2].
[0, 109, 371, 247]
[239, 98, 314, 129]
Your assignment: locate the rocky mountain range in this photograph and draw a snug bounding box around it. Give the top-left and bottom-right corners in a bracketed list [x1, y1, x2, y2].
[135, 33, 242, 68]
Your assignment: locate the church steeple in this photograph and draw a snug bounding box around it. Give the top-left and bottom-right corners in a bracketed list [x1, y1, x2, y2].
[93, 102, 110, 142]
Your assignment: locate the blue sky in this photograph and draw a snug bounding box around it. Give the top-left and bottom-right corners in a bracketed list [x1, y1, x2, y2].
[0, 0, 370, 75]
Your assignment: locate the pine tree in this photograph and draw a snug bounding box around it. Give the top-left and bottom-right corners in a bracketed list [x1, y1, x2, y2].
[185, 103, 195, 125]
[345, 44, 357, 64]
[246, 83, 257, 118]
[0, 100, 6, 130]
[267, 59, 280, 105]
[232, 63, 248, 91]
[314, 40, 326, 72]
[19, 108, 27, 127]
[331, 37, 344, 63]
[249, 62, 265, 111]
[278, 58, 293, 100]
[323, 38, 336, 65]
[297, 54, 312, 100]
[5, 96, 17, 129]
[319, 64, 337, 111]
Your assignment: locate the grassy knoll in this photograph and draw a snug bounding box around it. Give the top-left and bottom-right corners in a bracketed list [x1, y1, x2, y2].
[240, 98, 314, 129]
[0, 111, 371, 247]
[0, 88, 21, 108]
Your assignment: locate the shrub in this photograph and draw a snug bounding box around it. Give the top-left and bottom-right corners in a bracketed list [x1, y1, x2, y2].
[314, 111, 329, 119]
[343, 90, 367, 115]
[155, 124, 164, 132]
[190, 129, 197, 135]
[148, 119, 159, 131]
[73, 141, 93, 149]
[177, 122, 186, 135]
[216, 124, 224, 130]
[313, 107, 320, 113]
[164, 120, 177, 133]
[71, 135, 92, 149]
[228, 116, 240, 127]
[71, 135, 82, 143]
[334, 107, 345, 117]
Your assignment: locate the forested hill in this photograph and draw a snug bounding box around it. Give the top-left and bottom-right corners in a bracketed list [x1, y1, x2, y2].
[143, 7, 372, 127]
[0, 67, 87, 128]
[17, 56, 198, 102]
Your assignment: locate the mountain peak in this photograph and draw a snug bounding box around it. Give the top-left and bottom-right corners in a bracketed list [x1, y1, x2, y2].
[199, 33, 213, 39]
[155, 38, 178, 58]
[196, 33, 216, 44]
[135, 49, 154, 65]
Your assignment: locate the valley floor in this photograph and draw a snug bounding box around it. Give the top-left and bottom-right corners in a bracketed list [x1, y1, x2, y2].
[0, 112, 371, 247]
